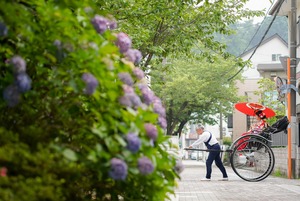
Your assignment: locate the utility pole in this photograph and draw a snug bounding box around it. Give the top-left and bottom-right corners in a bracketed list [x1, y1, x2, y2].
[219, 112, 223, 141]
[289, 0, 297, 179]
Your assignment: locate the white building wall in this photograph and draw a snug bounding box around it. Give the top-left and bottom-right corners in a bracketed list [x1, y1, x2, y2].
[241, 37, 289, 78]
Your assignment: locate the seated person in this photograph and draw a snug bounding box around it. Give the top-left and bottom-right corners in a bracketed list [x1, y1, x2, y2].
[248, 110, 269, 134]
[237, 110, 270, 150]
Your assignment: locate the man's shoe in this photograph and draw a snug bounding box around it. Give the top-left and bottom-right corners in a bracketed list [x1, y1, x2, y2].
[218, 177, 228, 181]
[201, 178, 211, 181]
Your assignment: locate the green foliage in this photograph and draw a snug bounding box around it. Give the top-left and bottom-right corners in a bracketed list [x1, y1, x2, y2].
[96, 0, 263, 69]
[94, 0, 262, 136]
[273, 168, 285, 178]
[222, 137, 232, 146]
[151, 51, 242, 135]
[0, 0, 179, 200]
[254, 78, 286, 125]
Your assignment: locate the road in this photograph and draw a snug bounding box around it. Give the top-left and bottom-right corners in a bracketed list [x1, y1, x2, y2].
[170, 160, 300, 201]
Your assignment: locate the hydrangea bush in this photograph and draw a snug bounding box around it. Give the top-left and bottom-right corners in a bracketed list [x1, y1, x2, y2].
[0, 1, 182, 200]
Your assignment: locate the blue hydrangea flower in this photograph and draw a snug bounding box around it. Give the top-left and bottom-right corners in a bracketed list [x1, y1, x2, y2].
[10, 56, 26, 74]
[115, 32, 132, 53]
[118, 72, 134, 86]
[15, 73, 32, 93]
[91, 15, 109, 34]
[138, 156, 154, 175]
[3, 85, 21, 107]
[109, 158, 128, 180]
[144, 123, 158, 141]
[82, 73, 98, 95]
[132, 67, 144, 80]
[126, 133, 141, 153]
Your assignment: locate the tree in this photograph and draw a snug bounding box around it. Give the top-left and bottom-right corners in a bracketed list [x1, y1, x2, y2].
[151, 51, 241, 136]
[216, 20, 259, 56]
[254, 78, 286, 125]
[96, 0, 263, 70]
[92, 0, 262, 137]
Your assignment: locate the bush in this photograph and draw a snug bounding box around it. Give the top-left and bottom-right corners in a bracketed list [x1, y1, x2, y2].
[222, 137, 232, 146]
[0, 1, 180, 200]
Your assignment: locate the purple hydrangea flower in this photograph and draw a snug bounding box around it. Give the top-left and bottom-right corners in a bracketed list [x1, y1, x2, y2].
[137, 83, 148, 91]
[109, 158, 128, 180]
[132, 67, 144, 80]
[10, 56, 26, 74]
[126, 133, 141, 153]
[53, 39, 62, 48]
[82, 73, 99, 95]
[158, 116, 167, 129]
[129, 93, 142, 108]
[3, 85, 21, 107]
[137, 84, 155, 105]
[144, 123, 158, 141]
[0, 22, 8, 36]
[119, 92, 142, 108]
[108, 20, 117, 30]
[153, 101, 166, 118]
[174, 160, 184, 174]
[84, 7, 93, 13]
[138, 156, 154, 175]
[122, 84, 134, 94]
[124, 49, 142, 64]
[15, 73, 32, 93]
[118, 72, 134, 86]
[142, 90, 155, 105]
[119, 95, 133, 107]
[91, 15, 109, 34]
[119, 85, 142, 108]
[115, 32, 132, 53]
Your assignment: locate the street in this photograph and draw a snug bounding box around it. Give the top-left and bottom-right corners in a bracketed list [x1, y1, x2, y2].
[171, 160, 300, 201]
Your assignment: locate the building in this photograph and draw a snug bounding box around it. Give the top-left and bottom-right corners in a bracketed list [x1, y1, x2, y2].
[230, 0, 300, 179]
[233, 34, 288, 141]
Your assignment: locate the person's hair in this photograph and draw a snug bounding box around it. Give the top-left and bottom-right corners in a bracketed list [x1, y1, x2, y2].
[255, 110, 266, 119]
[196, 124, 205, 130]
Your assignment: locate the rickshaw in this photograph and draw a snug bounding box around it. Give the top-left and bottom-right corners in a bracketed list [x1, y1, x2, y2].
[185, 102, 289, 182]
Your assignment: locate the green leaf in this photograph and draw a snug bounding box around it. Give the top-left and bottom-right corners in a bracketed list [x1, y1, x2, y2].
[63, 149, 78, 161]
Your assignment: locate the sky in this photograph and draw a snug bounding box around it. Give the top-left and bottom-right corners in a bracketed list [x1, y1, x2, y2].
[245, 0, 275, 23]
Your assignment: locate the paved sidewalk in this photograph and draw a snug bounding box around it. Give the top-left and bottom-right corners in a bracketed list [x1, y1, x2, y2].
[171, 160, 300, 201]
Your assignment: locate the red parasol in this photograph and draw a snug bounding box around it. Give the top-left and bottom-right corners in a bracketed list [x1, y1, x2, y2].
[234, 102, 276, 118]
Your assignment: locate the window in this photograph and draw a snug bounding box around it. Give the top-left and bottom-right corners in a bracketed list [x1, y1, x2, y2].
[272, 54, 281, 61]
[264, 91, 278, 102]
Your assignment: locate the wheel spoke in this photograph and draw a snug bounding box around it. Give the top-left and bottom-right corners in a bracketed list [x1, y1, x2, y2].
[230, 138, 274, 182]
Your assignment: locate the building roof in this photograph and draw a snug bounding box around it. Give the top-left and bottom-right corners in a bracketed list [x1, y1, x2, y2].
[269, 0, 291, 16]
[257, 63, 285, 72]
[239, 33, 288, 58]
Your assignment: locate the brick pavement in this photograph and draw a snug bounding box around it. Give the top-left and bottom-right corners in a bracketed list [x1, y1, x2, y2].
[170, 159, 300, 201]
